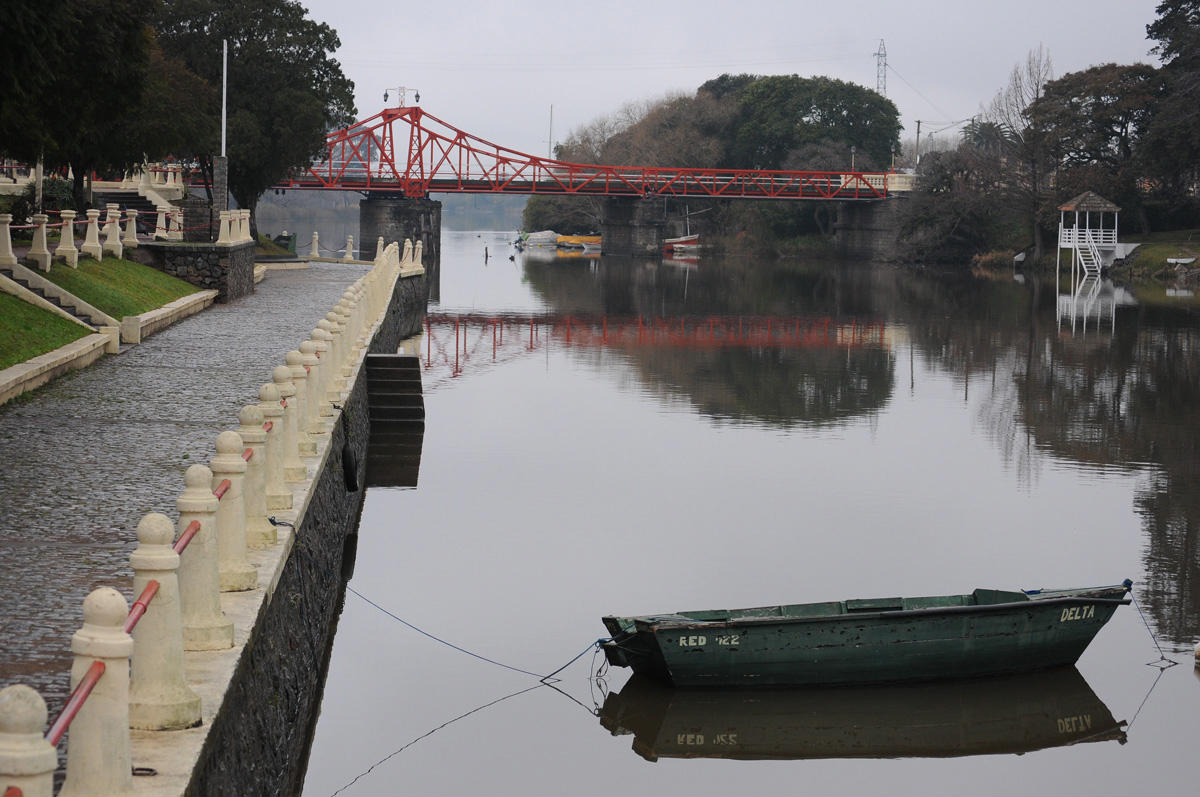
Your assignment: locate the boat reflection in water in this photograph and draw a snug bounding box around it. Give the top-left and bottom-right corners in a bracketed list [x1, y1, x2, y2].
[599, 668, 1125, 762]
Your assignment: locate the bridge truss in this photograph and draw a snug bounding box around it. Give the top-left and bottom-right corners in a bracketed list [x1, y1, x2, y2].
[284, 106, 892, 201]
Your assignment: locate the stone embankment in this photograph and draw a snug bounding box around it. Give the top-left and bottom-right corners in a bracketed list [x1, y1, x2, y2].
[0, 240, 428, 796]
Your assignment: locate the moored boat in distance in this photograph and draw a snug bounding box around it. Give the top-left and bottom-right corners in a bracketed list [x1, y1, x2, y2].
[601, 581, 1132, 687]
[663, 233, 699, 253]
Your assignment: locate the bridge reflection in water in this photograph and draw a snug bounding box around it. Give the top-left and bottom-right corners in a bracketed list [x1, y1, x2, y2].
[421, 313, 889, 382]
[600, 668, 1125, 763]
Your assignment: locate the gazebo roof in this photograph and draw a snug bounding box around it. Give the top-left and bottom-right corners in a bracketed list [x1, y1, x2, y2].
[1058, 191, 1121, 213]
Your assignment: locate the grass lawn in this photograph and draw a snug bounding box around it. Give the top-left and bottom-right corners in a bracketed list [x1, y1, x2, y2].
[43, 256, 198, 318]
[0, 292, 91, 371]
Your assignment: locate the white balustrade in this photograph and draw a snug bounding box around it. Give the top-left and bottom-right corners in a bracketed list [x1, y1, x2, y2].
[176, 464, 234, 650]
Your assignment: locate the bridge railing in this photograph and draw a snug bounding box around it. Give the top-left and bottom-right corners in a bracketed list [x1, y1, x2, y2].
[0, 239, 422, 796]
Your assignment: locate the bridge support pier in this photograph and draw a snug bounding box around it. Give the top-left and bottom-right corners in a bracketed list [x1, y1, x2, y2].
[601, 197, 665, 257]
[833, 198, 903, 262]
[360, 196, 440, 302]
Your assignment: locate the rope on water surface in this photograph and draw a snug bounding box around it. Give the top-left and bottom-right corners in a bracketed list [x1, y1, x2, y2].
[1127, 584, 1178, 669]
[347, 586, 609, 683]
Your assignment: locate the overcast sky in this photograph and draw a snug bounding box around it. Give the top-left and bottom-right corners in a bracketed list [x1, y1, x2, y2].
[299, 0, 1164, 160]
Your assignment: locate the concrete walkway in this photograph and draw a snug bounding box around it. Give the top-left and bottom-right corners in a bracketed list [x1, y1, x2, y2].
[0, 262, 369, 719]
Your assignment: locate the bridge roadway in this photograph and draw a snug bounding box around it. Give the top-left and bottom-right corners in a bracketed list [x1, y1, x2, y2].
[0, 262, 370, 728]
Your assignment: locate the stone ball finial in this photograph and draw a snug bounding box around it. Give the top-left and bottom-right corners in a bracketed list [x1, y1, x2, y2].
[299, 340, 316, 355]
[185, 463, 214, 490]
[215, 430, 243, 455]
[259, 382, 279, 403]
[240, 404, 264, 426]
[317, 319, 333, 333]
[285, 350, 303, 366]
[272, 365, 292, 384]
[83, 586, 129, 629]
[0, 684, 48, 734]
[136, 512, 175, 547]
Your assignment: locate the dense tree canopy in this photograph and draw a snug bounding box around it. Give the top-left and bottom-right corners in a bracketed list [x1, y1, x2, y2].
[155, 0, 356, 216]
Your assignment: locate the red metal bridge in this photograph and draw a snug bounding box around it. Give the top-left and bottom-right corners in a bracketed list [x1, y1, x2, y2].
[283, 106, 894, 201]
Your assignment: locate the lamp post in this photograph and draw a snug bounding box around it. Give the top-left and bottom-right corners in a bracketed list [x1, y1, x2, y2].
[383, 86, 421, 107]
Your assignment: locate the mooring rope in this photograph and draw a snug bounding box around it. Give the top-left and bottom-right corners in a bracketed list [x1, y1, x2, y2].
[1127, 584, 1178, 669]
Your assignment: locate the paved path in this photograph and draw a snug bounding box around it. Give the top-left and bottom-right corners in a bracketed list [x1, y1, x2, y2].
[0, 262, 369, 717]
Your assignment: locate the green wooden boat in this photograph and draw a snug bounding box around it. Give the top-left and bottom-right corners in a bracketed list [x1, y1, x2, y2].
[601, 581, 1131, 687]
[599, 668, 1126, 761]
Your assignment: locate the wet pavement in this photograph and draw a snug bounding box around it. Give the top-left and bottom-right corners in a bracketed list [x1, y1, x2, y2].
[0, 262, 369, 716]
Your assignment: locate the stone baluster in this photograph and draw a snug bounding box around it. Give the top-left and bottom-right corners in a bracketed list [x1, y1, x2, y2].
[310, 230, 320, 259]
[238, 405, 273, 547]
[211, 431, 256, 591]
[101, 204, 122, 258]
[154, 206, 168, 240]
[138, 164, 151, 193]
[274, 365, 306, 482]
[60, 587, 133, 797]
[152, 164, 165, 186]
[27, 214, 51, 271]
[244, 210, 254, 243]
[285, 351, 316, 456]
[258, 383, 290, 515]
[176, 464, 234, 650]
[216, 210, 232, 245]
[80, 209, 102, 260]
[128, 513, 201, 730]
[335, 298, 358, 376]
[299, 341, 325, 438]
[401, 239, 413, 266]
[0, 684, 57, 797]
[169, 208, 183, 241]
[122, 209, 138, 248]
[322, 314, 347, 395]
[0, 213, 16, 267]
[56, 209, 79, 267]
[310, 328, 334, 418]
[343, 234, 354, 262]
[414, 240, 424, 267]
[375, 236, 384, 263]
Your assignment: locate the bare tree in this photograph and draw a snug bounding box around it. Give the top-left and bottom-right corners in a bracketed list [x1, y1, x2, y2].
[984, 46, 1056, 259]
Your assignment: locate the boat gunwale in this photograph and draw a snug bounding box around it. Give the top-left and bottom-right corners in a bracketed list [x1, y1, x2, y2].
[619, 595, 1132, 632]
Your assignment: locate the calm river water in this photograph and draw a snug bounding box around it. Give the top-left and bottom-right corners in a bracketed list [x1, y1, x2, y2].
[302, 230, 1200, 796]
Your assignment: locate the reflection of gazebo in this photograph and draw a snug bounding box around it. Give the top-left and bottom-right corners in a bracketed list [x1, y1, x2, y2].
[1056, 192, 1122, 333]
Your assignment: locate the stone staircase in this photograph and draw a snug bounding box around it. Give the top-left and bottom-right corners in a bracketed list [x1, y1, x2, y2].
[364, 353, 425, 488]
[92, 189, 160, 234]
[0, 264, 96, 328]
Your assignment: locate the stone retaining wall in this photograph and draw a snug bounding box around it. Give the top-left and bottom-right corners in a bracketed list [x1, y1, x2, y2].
[184, 271, 426, 796]
[130, 242, 256, 302]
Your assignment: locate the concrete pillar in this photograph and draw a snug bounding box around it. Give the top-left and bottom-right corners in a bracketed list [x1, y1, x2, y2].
[176, 464, 234, 651]
[56, 209, 79, 267]
[211, 431, 256, 591]
[343, 234, 355, 262]
[60, 587, 133, 797]
[285, 351, 316, 456]
[258, 383, 289, 516]
[216, 210, 232, 245]
[273, 365, 306, 482]
[154, 206, 168, 240]
[122, 209, 138, 248]
[80, 209, 102, 260]
[27, 214, 51, 271]
[299, 341, 326, 437]
[310, 230, 320, 259]
[101, 204, 122, 258]
[237, 405, 272, 547]
[323, 313, 348, 394]
[0, 214, 16, 267]
[600, 196, 665, 256]
[138, 164, 151, 193]
[168, 208, 183, 241]
[0, 684, 57, 797]
[359, 196, 440, 266]
[310, 329, 334, 417]
[128, 513, 201, 730]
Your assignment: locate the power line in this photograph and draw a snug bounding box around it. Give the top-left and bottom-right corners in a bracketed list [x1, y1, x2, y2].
[887, 63, 955, 120]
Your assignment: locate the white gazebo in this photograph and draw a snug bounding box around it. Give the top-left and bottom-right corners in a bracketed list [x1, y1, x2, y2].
[1056, 191, 1122, 333]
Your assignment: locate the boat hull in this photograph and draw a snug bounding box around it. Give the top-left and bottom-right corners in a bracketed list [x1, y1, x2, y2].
[603, 586, 1129, 687]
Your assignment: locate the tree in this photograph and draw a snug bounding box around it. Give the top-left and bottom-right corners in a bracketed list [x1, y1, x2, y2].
[1142, 1, 1200, 212]
[983, 46, 1056, 259]
[155, 0, 356, 225]
[1029, 63, 1161, 231]
[725, 75, 900, 170]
